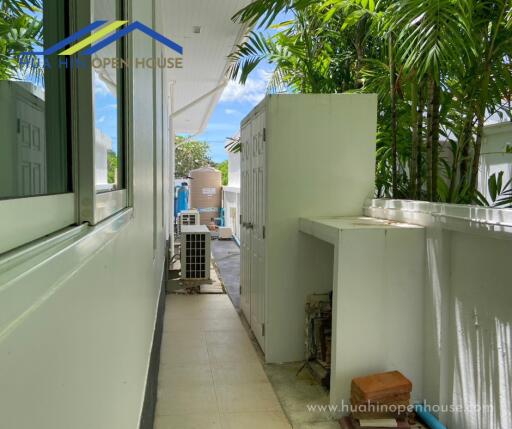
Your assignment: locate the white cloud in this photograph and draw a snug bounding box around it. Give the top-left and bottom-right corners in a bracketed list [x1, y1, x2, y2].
[94, 78, 111, 96]
[220, 69, 271, 104]
[224, 108, 241, 116]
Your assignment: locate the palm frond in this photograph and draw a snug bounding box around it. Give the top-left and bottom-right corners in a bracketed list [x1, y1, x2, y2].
[228, 31, 276, 83]
[0, 0, 42, 16]
[232, 0, 314, 27]
[389, 0, 473, 79]
[225, 136, 241, 153]
[266, 67, 287, 92]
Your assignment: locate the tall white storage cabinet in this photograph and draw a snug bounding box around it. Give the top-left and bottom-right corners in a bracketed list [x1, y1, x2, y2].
[240, 94, 378, 362]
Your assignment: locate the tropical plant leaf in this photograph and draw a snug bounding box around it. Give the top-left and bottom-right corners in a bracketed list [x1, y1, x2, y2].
[225, 136, 241, 153]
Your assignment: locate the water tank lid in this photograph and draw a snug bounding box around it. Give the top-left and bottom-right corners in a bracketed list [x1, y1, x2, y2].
[190, 166, 221, 174]
[181, 182, 188, 186]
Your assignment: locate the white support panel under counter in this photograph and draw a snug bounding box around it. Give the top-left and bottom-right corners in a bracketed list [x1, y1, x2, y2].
[299, 216, 426, 408]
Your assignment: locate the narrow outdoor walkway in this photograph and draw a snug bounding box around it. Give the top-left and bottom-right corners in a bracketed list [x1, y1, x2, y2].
[154, 293, 291, 429]
[211, 239, 338, 429]
[211, 239, 240, 309]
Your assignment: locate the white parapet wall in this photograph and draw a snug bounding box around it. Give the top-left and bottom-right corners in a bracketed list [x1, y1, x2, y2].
[364, 199, 512, 429]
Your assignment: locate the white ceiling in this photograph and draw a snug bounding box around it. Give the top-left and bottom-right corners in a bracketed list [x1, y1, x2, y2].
[160, 0, 252, 134]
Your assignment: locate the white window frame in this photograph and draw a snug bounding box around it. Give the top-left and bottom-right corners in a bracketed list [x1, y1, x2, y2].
[0, 194, 75, 255]
[73, 0, 131, 226]
[0, 0, 75, 254]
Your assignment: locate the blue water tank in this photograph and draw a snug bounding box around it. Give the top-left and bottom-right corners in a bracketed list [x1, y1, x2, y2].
[176, 182, 189, 215]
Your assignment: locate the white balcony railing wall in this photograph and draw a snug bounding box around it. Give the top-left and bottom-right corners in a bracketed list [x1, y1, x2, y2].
[364, 199, 512, 429]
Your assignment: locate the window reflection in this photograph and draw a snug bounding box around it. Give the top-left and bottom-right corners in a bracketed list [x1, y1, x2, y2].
[0, 0, 70, 200]
[93, 0, 124, 193]
[94, 70, 121, 192]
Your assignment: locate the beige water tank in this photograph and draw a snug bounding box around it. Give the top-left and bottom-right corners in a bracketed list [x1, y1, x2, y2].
[189, 166, 222, 224]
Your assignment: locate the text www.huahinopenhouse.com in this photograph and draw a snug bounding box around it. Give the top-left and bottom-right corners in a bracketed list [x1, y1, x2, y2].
[305, 401, 494, 414]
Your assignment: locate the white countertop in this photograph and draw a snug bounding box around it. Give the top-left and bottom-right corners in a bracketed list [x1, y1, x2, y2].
[299, 216, 423, 244]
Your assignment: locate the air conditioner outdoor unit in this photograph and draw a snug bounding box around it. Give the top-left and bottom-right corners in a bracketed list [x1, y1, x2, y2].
[179, 209, 200, 232]
[181, 225, 211, 280]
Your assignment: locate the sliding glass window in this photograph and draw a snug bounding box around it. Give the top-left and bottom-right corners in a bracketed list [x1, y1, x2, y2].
[0, 0, 75, 254]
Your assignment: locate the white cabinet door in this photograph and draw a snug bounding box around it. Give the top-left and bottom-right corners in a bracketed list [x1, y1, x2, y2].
[240, 111, 267, 352]
[240, 120, 252, 320]
[17, 100, 47, 196]
[249, 111, 266, 350]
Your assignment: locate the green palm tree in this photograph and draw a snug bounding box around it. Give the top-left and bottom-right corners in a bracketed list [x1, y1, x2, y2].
[0, 0, 41, 15]
[229, 6, 341, 94]
[0, 0, 43, 81]
[466, 0, 512, 199]
[229, 0, 512, 204]
[388, 0, 473, 201]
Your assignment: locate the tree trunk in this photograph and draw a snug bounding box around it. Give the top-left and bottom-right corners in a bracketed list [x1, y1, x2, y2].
[467, 4, 505, 201]
[428, 79, 441, 202]
[469, 114, 485, 200]
[410, 79, 419, 199]
[416, 85, 425, 197]
[448, 115, 472, 202]
[426, 79, 434, 201]
[389, 33, 398, 197]
[460, 140, 470, 185]
[469, 67, 491, 200]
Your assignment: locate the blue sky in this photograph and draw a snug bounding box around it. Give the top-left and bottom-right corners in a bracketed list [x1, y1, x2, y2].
[189, 12, 292, 164]
[195, 64, 273, 163]
[94, 73, 119, 153]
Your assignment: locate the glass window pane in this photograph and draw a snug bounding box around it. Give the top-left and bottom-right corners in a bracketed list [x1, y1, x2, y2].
[93, 0, 124, 193]
[0, 0, 70, 200]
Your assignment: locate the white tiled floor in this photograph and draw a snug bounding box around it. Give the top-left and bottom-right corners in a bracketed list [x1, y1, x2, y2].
[154, 294, 291, 429]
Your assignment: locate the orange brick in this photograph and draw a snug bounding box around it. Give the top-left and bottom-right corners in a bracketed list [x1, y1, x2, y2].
[351, 371, 412, 401]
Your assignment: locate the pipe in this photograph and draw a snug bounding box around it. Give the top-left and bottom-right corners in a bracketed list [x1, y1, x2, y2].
[414, 404, 447, 429]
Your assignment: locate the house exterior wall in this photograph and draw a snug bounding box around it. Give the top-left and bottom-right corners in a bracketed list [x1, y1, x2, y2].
[364, 199, 512, 429]
[478, 122, 512, 203]
[0, 82, 46, 198]
[227, 150, 241, 187]
[223, 151, 241, 240]
[0, 1, 172, 428]
[223, 186, 241, 240]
